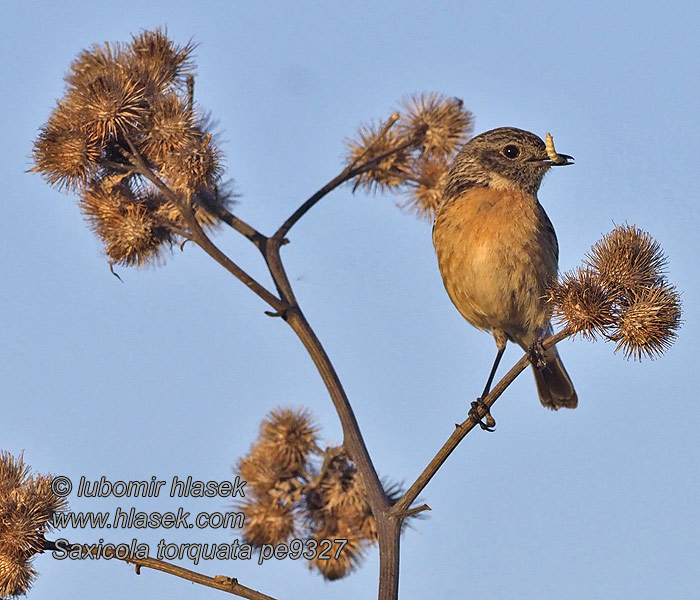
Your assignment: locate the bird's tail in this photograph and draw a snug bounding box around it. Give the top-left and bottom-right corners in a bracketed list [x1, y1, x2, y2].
[532, 344, 577, 410]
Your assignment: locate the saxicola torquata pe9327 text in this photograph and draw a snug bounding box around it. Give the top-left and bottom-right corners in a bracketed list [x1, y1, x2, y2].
[433, 127, 577, 414]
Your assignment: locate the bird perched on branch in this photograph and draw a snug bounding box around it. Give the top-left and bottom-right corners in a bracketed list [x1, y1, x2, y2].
[432, 127, 577, 423]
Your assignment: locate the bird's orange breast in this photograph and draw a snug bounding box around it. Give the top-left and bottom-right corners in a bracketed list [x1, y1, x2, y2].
[432, 186, 558, 344]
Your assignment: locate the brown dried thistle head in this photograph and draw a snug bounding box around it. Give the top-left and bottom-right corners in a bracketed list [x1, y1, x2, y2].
[549, 225, 681, 360]
[238, 495, 296, 547]
[300, 454, 406, 579]
[31, 28, 231, 268]
[584, 224, 667, 293]
[346, 92, 473, 219]
[233, 410, 404, 580]
[0, 452, 66, 598]
[234, 408, 319, 546]
[256, 408, 320, 474]
[549, 268, 616, 339]
[80, 180, 174, 267]
[609, 283, 682, 360]
[345, 116, 412, 192]
[307, 520, 367, 581]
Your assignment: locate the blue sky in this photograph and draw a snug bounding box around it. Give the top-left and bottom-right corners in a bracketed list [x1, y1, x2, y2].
[2, 2, 699, 599]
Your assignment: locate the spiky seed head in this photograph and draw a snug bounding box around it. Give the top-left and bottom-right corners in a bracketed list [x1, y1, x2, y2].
[346, 93, 472, 220]
[0, 453, 66, 597]
[239, 496, 295, 547]
[585, 224, 667, 293]
[316, 456, 370, 519]
[307, 520, 366, 580]
[396, 93, 473, 157]
[256, 408, 319, 474]
[31, 103, 100, 191]
[80, 181, 173, 267]
[0, 454, 29, 496]
[140, 93, 198, 163]
[401, 154, 450, 220]
[548, 268, 617, 339]
[346, 119, 412, 192]
[159, 133, 222, 191]
[70, 71, 147, 142]
[191, 183, 234, 227]
[65, 42, 127, 89]
[130, 28, 195, 92]
[609, 283, 682, 360]
[32, 29, 230, 271]
[236, 452, 296, 498]
[149, 187, 224, 230]
[0, 554, 36, 599]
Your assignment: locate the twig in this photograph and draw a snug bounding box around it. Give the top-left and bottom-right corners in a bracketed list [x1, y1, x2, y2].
[347, 112, 400, 169]
[392, 329, 571, 516]
[273, 129, 424, 241]
[196, 196, 267, 250]
[41, 539, 278, 600]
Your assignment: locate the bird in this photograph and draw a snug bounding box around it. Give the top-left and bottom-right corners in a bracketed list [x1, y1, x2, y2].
[432, 127, 577, 418]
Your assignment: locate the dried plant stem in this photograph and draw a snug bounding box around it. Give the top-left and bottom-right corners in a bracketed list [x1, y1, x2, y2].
[273, 128, 424, 241]
[392, 329, 571, 516]
[122, 137, 285, 313]
[41, 540, 277, 600]
[284, 302, 398, 599]
[347, 112, 400, 169]
[121, 137, 395, 594]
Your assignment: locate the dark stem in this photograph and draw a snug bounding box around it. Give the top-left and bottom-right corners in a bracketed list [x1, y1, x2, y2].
[283, 308, 388, 513]
[122, 136, 285, 313]
[376, 517, 401, 600]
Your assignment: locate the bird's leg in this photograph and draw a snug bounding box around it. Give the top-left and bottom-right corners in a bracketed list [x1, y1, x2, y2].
[469, 341, 505, 432]
[480, 345, 505, 399]
[528, 338, 547, 369]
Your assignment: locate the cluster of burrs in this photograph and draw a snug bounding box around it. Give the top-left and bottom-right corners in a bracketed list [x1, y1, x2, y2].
[235, 408, 402, 580]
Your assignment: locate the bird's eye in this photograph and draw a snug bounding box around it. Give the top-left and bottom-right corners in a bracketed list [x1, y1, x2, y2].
[502, 145, 520, 159]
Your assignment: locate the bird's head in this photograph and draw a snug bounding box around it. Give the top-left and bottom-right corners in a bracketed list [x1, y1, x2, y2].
[444, 127, 573, 197]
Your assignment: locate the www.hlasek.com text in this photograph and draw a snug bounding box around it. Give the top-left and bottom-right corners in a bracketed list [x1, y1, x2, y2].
[51, 506, 244, 530]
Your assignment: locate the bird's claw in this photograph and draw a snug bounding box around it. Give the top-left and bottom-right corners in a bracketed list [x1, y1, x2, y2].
[469, 399, 496, 432]
[528, 338, 547, 369]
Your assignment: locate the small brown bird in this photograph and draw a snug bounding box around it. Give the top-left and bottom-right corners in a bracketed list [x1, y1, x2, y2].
[433, 127, 577, 413]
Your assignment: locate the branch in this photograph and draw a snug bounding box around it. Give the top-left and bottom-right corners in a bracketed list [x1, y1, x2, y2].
[272, 120, 422, 241]
[392, 329, 571, 516]
[41, 540, 278, 600]
[198, 194, 268, 250]
[122, 137, 286, 314]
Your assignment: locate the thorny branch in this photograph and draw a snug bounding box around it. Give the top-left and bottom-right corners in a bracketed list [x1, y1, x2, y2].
[40, 540, 278, 600]
[392, 330, 570, 517]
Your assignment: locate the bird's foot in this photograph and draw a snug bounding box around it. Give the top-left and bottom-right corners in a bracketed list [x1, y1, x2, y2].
[469, 399, 496, 432]
[528, 338, 548, 369]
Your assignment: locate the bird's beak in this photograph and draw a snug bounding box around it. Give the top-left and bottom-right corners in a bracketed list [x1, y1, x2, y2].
[529, 153, 574, 166]
[549, 153, 574, 166]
